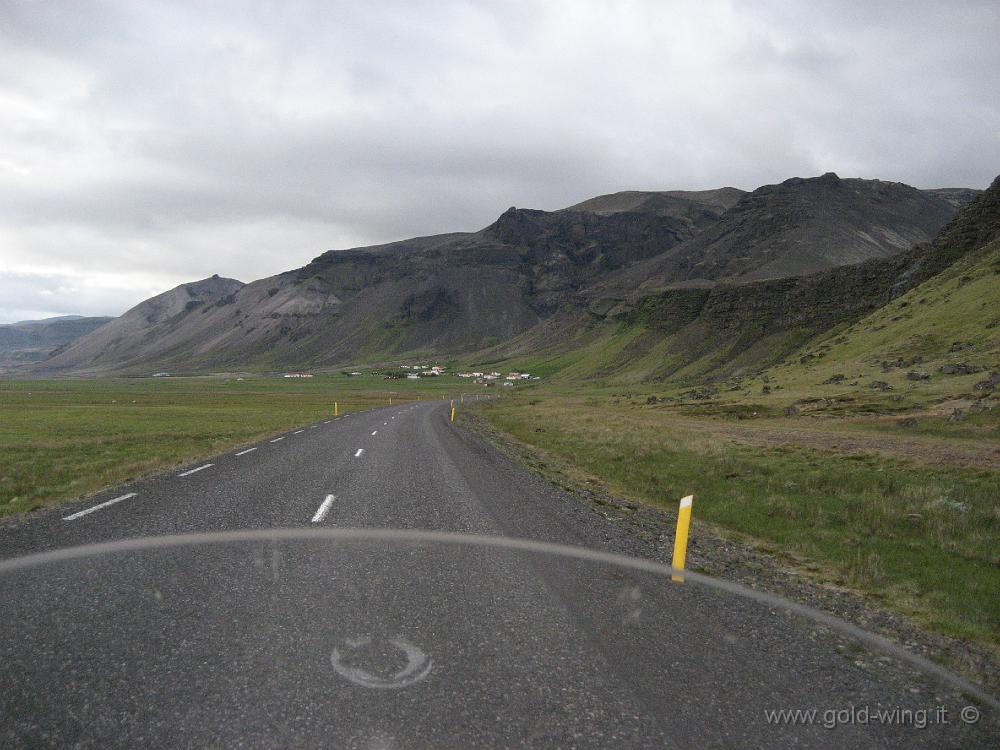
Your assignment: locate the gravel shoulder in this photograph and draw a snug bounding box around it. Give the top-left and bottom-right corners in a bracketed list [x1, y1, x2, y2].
[462, 409, 1000, 697]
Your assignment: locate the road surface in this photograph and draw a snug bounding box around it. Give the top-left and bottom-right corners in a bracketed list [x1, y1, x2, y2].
[0, 401, 993, 748]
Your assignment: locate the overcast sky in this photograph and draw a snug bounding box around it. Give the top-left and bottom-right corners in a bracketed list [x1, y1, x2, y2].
[1, 0, 998, 323]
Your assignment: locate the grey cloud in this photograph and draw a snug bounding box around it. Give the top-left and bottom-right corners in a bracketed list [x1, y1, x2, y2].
[1, 0, 998, 323]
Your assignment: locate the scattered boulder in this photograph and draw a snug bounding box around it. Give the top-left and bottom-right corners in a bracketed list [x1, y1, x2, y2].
[974, 372, 1000, 392]
[783, 405, 799, 416]
[949, 409, 967, 422]
[761, 385, 771, 395]
[869, 381, 893, 391]
[949, 341, 974, 352]
[822, 374, 846, 384]
[898, 417, 918, 428]
[906, 371, 930, 381]
[881, 357, 922, 371]
[938, 363, 982, 375]
[683, 387, 717, 400]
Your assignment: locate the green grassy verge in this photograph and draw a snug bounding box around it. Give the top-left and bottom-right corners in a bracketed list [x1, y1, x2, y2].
[479, 394, 1000, 650]
[0, 374, 467, 516]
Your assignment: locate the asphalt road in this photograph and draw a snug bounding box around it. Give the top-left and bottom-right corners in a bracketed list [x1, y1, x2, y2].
[0, 401, 993, 748]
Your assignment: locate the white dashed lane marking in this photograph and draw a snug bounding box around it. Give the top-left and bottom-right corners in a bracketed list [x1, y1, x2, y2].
[177, 463, 213, 477]
[311, 494, 336, 523]
[354, 449, 364, 458]
[270, 437, 285, 443]
[63, 493, 138, 521]
[235, 447, 257, 456]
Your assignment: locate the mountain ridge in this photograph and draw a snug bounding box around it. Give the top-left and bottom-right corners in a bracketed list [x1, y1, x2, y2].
[497, 174, 1000, 384]
[32, 173, 986, 377]
[597, 174, 967, 297]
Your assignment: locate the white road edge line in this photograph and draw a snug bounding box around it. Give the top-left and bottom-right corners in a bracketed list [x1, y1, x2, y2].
[178, 463, 214, 477]
[354, 448, 364, 458]
[63, 493, 137, 521]
[235, 447, 257, 456]
[311, 494, 336, 523]
[270, 436, 285, 443]
[371, 430, 378, 435]
[294, 430, 305, 434]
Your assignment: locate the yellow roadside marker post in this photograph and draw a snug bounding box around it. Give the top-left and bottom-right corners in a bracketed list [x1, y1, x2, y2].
[450, 405, 456, 422]
[334, 401, 339, 417]
[672, 495, 694, 583]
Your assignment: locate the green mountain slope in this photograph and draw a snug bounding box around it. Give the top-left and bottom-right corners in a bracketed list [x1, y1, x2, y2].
[769, 235, 999, 404]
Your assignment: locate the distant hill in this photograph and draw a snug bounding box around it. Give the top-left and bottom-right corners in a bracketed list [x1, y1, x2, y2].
[560, 188, 745, 233]
[564, 187, 745, 214]
[40, 275, 244, 374]
[13, 314, 86, 325]
[0, 315, 114, 372]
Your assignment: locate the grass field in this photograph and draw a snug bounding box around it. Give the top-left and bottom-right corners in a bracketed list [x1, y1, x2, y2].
[476, 391, 1000, 651]
[0, 374, 472, 516]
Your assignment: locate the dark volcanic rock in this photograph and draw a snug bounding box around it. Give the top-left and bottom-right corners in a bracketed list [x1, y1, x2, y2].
[601, 173, 962, 292]
[974, 372, 1000, 392]
[939, 363, 982, 376]
[36, 194, 719, 373]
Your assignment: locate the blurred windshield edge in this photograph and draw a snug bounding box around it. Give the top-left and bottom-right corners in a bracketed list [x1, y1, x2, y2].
[2, 526, 995, 711]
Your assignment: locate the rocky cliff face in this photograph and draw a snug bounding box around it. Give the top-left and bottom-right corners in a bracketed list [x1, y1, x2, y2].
[535, 175, 999, 381]
[600, 174, 967, 295]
